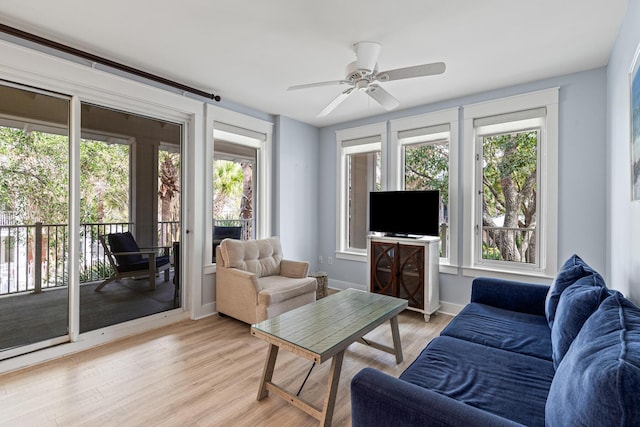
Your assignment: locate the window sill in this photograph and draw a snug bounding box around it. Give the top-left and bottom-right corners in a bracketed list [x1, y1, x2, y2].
[335, 251, 367, 262]
[438, 264, 459, 275]
[462, 266, 553, 284]
[204, 264, 217, 275]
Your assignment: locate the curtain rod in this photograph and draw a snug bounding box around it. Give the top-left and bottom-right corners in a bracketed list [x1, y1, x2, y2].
[0, 23, 221, 102]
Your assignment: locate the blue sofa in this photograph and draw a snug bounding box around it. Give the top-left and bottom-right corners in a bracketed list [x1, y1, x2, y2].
[351, 255, 640, 426]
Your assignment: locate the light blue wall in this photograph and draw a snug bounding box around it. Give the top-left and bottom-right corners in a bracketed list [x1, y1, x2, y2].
[313, 68, 608, 308]
[607, 0, 640, 304]
[273, 116, 320, 268]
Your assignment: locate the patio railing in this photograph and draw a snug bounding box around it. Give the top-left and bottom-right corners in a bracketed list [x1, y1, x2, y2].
[482, 225, 536, 263]
[0, 221, 179, 296]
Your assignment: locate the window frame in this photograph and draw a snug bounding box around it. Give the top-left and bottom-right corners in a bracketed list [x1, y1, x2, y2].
[205, 104, 272, 268]
[389, 108, 459, 273]
[335, 122, 386, 261]
[462, 88, 559, 280]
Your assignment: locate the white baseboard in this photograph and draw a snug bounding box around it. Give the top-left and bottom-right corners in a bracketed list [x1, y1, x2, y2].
[328, 279, 367, 292]
[193, 301, 217, 320]
[438, 301, 464, 316]
[328, 279, 464, 317]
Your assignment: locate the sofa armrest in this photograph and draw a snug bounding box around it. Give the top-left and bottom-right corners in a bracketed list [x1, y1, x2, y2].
[280, 259, 309, 278]
[351, 368, 523, 427]
[471, 277, 549, 316]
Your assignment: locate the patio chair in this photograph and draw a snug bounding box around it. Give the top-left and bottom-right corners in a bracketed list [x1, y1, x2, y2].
[96, 231, 171, 291]
[213, 225, 242, 262]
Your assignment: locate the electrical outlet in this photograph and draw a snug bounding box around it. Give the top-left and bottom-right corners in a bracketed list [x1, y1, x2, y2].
[328, 256, 333, 265]
[319, 255, 323, 264]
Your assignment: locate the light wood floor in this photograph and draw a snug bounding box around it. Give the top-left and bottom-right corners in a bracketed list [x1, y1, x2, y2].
[0, 307, 452, 427]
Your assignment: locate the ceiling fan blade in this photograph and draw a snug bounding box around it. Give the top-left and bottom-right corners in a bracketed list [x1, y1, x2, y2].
[288, 80, 350, 91]
[354, 41, 381, 72]
[377, 62, 446, 82]
[365, 84, 400, 111]
[317, 87, 355, 117]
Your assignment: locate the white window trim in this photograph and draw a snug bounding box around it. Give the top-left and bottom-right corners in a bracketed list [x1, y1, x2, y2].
[335, 122, 386, 261]
[390, 108, 459, 274]
[204, 104, 273, 271]
[462, 88, 559, 281]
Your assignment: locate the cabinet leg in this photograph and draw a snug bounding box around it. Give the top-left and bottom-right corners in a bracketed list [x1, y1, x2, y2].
[424, 313, 431, 322]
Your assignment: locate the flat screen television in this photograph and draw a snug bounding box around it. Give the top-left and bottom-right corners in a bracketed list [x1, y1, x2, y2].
[369, 190, 440, 237]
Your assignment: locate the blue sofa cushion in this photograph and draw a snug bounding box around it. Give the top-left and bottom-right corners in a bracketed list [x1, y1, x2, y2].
[400, 336, 554, 427]
[545, 254, 601, 328]
[551, 274, 609, 368]
[440, 302, 552, 360]
[546, 292, 640, 426]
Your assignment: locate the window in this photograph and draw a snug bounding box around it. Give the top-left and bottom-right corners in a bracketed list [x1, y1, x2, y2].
[212, 136, 257, 262]
[336, 123, 385, 259]
[390, 109, 458, 268]
[206, 105, 272, 264]
[463, 89, 558, 278]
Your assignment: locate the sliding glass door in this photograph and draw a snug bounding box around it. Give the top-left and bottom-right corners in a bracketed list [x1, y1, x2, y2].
[0, 81, 184, 359]
[0, 83, 71, 355]
[78, 103, 182, 332]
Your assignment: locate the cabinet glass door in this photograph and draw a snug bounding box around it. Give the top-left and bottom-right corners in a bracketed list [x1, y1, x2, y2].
[371, 241, 395, 297]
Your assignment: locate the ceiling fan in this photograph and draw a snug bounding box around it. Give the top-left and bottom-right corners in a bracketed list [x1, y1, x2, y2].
[288, 41, 446, 117]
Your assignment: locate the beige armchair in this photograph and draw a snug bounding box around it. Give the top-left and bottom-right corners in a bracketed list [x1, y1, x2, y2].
[215, 236, 317, 324]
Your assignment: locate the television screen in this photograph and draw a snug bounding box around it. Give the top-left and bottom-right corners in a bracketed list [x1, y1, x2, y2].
[369, 190, 440, 237]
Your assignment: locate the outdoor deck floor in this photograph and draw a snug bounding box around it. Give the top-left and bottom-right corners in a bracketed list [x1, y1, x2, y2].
[0, 272, 179, 352]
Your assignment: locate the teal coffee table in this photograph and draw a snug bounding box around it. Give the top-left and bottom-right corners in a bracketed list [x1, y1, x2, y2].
[251, 288, 408, 426]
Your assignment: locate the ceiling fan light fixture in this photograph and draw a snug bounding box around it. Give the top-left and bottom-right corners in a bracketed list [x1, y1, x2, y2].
[355, 80, 369, 91]
[354, 41, 381, 72]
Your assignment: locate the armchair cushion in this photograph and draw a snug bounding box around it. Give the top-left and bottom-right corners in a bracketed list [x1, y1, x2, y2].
[258, 276, 318, 305]
[220, 237, 282, 277]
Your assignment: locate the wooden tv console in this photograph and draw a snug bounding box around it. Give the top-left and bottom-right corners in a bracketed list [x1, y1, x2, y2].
[366, 234, 440, 322]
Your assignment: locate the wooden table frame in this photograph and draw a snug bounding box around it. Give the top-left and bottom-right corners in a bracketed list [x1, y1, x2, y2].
[251, 289, 407, 426]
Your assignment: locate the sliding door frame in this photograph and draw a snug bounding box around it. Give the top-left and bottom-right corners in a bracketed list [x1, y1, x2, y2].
[0, 38, 204, 373]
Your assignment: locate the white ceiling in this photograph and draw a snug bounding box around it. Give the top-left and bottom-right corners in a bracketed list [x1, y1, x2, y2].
[0, 1, 629, 127]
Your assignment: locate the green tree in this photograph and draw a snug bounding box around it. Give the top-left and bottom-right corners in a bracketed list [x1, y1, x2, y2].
[482, 131, 537, 262]
[404, 142, 449, 205]
[0, 127, 68, 224]
[80, 139, 129, 224]
[213, 160, 243, 218]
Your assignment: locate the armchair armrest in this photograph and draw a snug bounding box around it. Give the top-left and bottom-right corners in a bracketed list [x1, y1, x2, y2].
[471, 277, 549, 316]
[216, 265, 262, 322]
[351, 368, 522, 427]
[217, 267, 261, 293]
[280, 259, 309, 278]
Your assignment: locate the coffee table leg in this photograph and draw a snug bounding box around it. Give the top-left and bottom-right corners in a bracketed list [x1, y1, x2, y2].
[257, 344, 279, 400]
[390, 315, 403, 363]
[319, 350, 345, 427]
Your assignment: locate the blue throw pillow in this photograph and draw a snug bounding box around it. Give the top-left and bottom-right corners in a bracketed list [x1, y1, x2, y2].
[546, 291, 640, 426]
[551, 275, 608, 369]
[545, 254, 601, 328]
